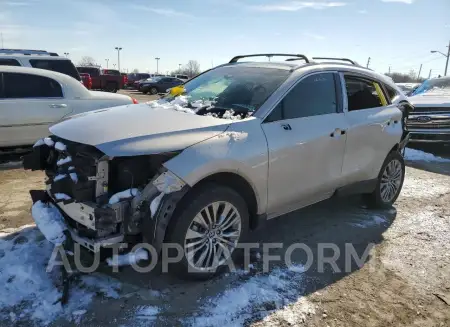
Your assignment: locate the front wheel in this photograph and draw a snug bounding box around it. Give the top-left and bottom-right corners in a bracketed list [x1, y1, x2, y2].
[365, 151, 405, 208]
[165, 184, 249, 280]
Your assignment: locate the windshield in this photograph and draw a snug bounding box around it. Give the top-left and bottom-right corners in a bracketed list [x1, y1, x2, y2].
[158, 66, 290, 118]
[412, 78, 450, 96]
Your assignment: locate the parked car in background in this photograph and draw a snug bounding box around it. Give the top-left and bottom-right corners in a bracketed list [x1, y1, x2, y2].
[127, 73, 151, 87]
[406, 77, 450, 144]
[0, 48, 81, 81]
[173, 74, 189, 82]
[0, 66, 138, 148]
[396, 82, 420, 96]
[79, 73, 92, 89]
[77, 66, 124, 92]
[25, 54, 409, 280]
[140, 76, 184, 94]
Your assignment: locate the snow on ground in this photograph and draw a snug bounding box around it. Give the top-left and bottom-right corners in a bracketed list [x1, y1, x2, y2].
[346, 214, 389, 229]
[401, 169, 450, 198]
[404, 147, 450, 163]
[0, 226, 122, 326]
[31, 201, 67, 246]
[187, 265, 311, 327]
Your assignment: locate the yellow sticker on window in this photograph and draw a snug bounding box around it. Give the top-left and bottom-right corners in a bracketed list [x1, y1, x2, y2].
[170, 86, 185, 96]
[373, 82, 388, 106]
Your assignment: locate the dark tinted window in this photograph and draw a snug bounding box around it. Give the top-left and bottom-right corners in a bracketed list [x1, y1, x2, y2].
[3, 73, 63, 98]
[30, 59, 80, 81]
[267, 73, 337, 121]
[139, 73, 150, 79]
[0, 59, 21, 66]
[344, 76, 384, 111]
[103, 69, 120, 75]
[77, 67, 100, 77]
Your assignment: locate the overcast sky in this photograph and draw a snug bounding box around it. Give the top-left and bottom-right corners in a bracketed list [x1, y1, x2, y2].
[0, 0, 449, 77]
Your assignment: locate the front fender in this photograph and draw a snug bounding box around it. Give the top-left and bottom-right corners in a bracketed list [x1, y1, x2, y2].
[163, 118, 269, 215]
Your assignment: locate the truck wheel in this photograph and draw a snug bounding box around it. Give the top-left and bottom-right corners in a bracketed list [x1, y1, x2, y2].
[150, 87, 158, 95]
[364, 151, 405, 208]
[106, 82, 118, 93]
[165, 184, 249, 280]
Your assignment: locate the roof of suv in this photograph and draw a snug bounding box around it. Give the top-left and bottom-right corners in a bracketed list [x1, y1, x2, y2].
[0, 65, 83, 84]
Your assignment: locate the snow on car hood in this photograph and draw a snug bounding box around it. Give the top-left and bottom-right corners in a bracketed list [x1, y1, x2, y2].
[409, 92, 450, 107]
[49, 101, 231, 156]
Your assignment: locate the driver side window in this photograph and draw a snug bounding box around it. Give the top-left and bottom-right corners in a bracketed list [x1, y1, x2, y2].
[265, 72, 338, 122]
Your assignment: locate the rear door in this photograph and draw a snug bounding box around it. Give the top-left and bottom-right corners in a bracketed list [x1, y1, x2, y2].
[261, 72, 348, 217]
[340, 73, 403, 184]
[0, 72, 71, 147]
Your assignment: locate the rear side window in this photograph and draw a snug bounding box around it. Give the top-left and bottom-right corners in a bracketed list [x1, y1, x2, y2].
[0, 59, 21, 66]
[3, 73, 63, 98]
[30, 59, 80, 81]
[344, 76, 387, 111]
[266, 72, 338, 121]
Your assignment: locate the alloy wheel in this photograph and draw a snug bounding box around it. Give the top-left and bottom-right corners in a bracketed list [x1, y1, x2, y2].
[380, 159, 403, 202]
[184, 201, 242, 271]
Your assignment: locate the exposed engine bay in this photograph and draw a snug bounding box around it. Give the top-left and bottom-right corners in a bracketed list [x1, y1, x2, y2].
[23, 136, 187, 252]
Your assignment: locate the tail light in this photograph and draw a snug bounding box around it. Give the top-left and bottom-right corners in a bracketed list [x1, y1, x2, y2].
[130, 97, 138, 104]
[88, 76, 92, 89]
[123, 75, 128, 85]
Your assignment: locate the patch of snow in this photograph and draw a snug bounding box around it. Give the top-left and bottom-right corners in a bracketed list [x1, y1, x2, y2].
[217, 131, 248, 142]
[43, 137, 54, 147]
[147, 96, 196, 114]
[0, 226, 122, 326]
[56, 156, 72, 166]
[222, 109, 244, 120]
[189, 266, 308, 327]
[150, 192, 164, 217]
[404, 148, 450, 163]
[135, 305, 160, 320]
[68, 166, 75, 171]
[31, 201, 67, 246]
[0, 161, 22, 169]
[54, 193, 71, 201]
[33, 139, 45, 147]
[53, 174, 67, 182]
[69, 172, 78, 183]
[108, 188, 140, 205]
[106, 248, 149, 267]
[347, 214, 388, 229]
[54, 142, 67, 152]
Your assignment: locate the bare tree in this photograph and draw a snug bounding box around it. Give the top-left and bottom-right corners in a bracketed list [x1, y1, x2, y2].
[132, 68, 139, 73]
[385, 71, 426, 83]
[177, 60, 200, 78]
[78, 56, 96, 66]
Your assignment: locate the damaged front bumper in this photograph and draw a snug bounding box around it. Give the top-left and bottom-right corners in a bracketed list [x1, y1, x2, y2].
[25, 137, 188, 253]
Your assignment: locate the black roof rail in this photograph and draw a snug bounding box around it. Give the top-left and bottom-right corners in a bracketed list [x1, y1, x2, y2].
[230, 53, 309, 63]
[311, 57, 356, 65]
[0, 49, 59, 56]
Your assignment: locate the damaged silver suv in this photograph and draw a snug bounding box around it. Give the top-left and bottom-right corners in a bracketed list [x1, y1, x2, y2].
[24, 54, 410, 279]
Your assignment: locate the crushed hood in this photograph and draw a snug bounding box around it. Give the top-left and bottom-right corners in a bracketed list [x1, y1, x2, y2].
[50, 103, 231, 156]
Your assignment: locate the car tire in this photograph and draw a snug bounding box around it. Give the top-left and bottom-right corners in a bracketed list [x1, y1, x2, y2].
[164, 183, 249, 280]
[364, 151, 405, 208]
[150, 87, 158, 95]
[106, 82, 118, 93]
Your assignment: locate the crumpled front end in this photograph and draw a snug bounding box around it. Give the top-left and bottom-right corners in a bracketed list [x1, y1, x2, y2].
[24, 136, 187, 252]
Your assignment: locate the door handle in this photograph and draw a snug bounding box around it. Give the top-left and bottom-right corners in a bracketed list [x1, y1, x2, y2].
[330, 128, 346, 137]
[281, 124, 292, 131]
[49, 104, 68, 108]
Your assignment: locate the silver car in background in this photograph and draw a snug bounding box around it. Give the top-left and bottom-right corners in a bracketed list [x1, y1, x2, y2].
[25, 54, 410, 279]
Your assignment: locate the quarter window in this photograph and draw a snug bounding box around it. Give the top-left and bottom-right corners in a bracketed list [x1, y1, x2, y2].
[344, 76, 387, 111]
[3, 73, 63, 98]
[266, 72, 338, 121]
[0, 59, 21, 66]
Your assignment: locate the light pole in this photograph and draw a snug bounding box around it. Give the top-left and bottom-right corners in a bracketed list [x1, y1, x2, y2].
[155, 57, 160, 74]
[113, 63, 116, 68]
[64, 52, 69, 57]
[178, 63, 182, 70]
[115, 47, 122, 72]
[105, 59, 109, 69]
[431, 40, 450, 76]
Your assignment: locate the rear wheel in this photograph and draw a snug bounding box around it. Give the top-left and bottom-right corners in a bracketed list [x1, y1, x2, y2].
[150, 87, 158, 95]
[365, 151, 405, 208]
[105, 82, 118, 93]
[165, 184, 249, 280]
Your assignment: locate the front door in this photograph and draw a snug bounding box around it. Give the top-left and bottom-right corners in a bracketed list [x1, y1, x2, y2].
[0, 72, 71, 147]
[261, 72, 348, 217]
